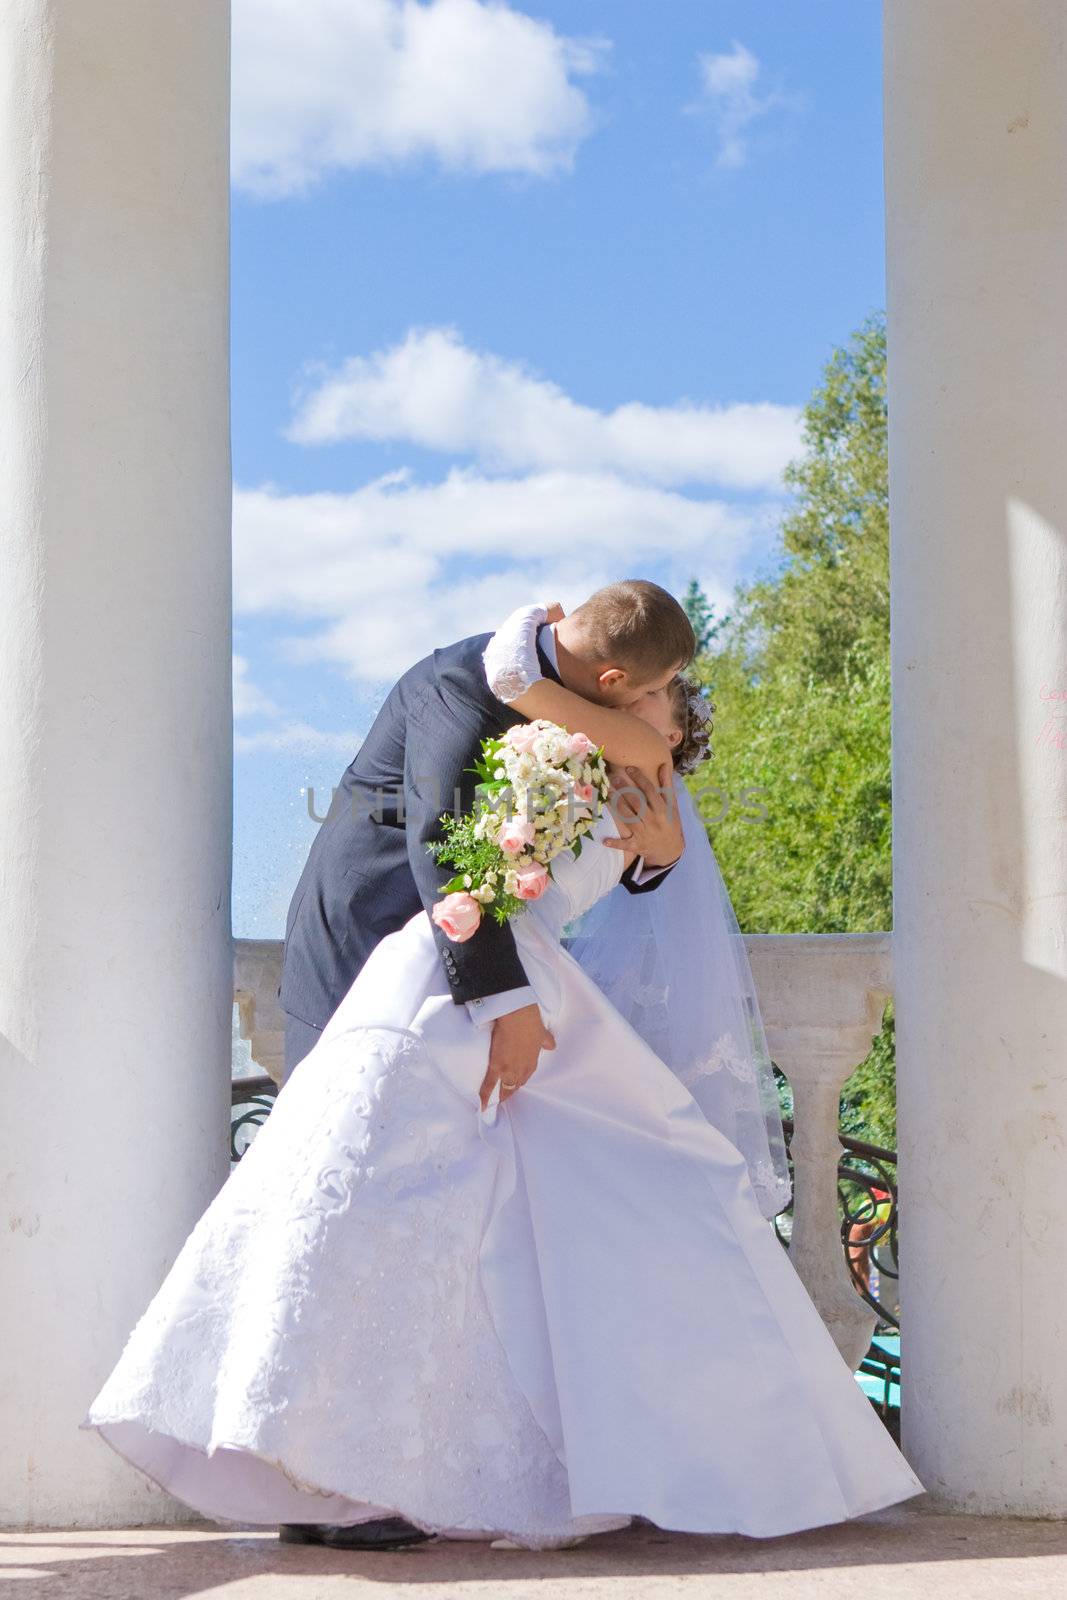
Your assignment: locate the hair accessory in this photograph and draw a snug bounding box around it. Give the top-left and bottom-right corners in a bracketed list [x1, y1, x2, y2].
[674, 677, 715, 774]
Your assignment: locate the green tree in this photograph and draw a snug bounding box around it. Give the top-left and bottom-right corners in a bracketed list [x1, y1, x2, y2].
[682, 579, 723, 655]
[685, 312, 896, 1144]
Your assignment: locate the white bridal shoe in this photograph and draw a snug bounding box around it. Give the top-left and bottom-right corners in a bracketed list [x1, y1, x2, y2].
[491, 1535, 591, 1550]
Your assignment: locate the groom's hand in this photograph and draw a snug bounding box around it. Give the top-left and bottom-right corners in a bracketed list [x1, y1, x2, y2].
[481, 1004, 556, 1108]
[604, 761, 684, 868]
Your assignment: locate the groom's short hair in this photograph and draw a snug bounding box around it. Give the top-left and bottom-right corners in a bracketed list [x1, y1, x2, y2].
[572, 580, 696, 682]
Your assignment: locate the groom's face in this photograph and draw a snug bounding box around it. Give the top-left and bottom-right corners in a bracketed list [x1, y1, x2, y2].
[593, 660, 683, 709]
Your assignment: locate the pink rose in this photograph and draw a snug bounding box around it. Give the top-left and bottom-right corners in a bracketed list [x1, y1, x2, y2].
[505, 722, 541, 755]
[573, 782, 594, 803]
[566, 732, 596, 758]
[513, 862, 549, 901]
[498, 816, 536, 855]
[431, 891, 482, 943]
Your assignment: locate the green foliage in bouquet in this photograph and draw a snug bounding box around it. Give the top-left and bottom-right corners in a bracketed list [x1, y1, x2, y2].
[429, 810, 527, 926]
[428, 728, 608, 928]
[429, 736, 522, 922]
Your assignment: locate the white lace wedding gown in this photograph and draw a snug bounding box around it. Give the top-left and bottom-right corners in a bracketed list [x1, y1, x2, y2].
[82, 810, 924, 1544]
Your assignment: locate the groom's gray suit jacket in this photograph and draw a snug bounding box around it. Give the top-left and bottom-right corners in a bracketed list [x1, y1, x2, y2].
[279, 629, 664, 1034]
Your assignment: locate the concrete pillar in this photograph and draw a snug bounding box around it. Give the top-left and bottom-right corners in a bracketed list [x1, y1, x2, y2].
[884, 0, 1067, 1512]
[0, 2, 232, 1524]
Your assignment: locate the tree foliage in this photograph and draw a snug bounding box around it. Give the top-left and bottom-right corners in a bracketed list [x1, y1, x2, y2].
[683, 312, 896, 1143]
[682, 579, 723, 655]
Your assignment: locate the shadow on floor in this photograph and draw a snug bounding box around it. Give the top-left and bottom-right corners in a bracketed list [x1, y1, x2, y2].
[3, 1506, 1067, 1599]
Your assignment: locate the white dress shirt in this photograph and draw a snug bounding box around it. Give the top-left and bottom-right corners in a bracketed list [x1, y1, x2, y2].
[466, 624, 668, 1028]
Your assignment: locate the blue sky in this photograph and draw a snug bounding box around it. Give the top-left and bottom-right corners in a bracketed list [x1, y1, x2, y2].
[231, 0, 886, 936]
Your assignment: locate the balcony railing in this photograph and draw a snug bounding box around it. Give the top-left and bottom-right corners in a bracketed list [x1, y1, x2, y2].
[234, 931, 895, 1376]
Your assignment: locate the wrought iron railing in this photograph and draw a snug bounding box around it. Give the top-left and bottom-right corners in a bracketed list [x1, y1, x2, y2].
[857, 1338, 902, 1440]
[777, 1116, 899, 1330]
[231, 1073, 278, 1163]
[776, 1114, 901, 1428]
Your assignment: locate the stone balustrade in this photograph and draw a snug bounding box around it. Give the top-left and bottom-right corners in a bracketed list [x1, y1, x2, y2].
[744, 933, 893, 1370]
[234, 941, 288, 1088]
[234, 932, 893, 1371]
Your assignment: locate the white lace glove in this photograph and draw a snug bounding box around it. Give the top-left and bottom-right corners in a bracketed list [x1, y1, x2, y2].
[482, 602, 549, 704]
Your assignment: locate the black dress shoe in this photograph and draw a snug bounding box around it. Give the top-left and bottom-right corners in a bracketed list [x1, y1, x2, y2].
[278, 1517, 434, 1550]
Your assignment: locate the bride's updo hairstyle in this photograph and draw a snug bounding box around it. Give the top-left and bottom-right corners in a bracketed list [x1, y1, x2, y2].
[570, 580, 696, 684]
[667, 675, 715, 774]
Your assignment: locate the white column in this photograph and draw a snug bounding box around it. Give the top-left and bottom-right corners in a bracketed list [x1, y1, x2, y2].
[884, 1, 1067, 1513]
[0, 2, 231, 1525]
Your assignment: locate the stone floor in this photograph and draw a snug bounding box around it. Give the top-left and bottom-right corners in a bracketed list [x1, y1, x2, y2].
[2, 1506, 1067, 1598]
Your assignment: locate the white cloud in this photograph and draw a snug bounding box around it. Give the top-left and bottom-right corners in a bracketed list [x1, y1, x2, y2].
[233, 654, 280, 718]
[232, 0, 610, 197]
[234, 466, 785, 684]
[288, 326, 801, 490]
[686, 40, 799, 170]
[233, 654, 360, 754]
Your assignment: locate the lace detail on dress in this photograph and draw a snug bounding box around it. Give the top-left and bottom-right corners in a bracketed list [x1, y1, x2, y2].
[482, 603, 547, 704]
[85, 1026, 625, 1546]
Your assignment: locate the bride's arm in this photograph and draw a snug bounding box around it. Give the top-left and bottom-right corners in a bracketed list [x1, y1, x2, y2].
[483, 603, 673, 779]
[512, 679, 672, 780]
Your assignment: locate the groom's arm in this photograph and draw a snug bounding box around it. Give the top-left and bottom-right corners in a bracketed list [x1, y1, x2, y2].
[403, 688, 532, 1006]
[619, 857, 676, 895]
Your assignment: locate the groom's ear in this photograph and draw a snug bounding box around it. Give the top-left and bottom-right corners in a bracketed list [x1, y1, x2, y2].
[596, 667, 628, 692]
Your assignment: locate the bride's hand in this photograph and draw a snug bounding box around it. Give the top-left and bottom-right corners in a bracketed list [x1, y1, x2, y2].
[484, 602, 556, 705]
[604, 761, 685, 869]
[544, 601, 565, 624]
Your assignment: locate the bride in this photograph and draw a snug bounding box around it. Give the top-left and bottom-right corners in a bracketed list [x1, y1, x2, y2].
[81, 602, 925, 1548]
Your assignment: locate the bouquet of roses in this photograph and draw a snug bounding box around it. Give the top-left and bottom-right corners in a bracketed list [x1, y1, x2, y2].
[429, 719, 611, 942]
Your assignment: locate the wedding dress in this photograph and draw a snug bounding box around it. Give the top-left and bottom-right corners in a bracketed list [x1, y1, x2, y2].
[82, 806, 924, 1545]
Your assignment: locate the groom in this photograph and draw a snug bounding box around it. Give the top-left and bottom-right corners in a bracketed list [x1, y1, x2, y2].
[277, 579, 693, 1548]
[281, 577, 693, 1079]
